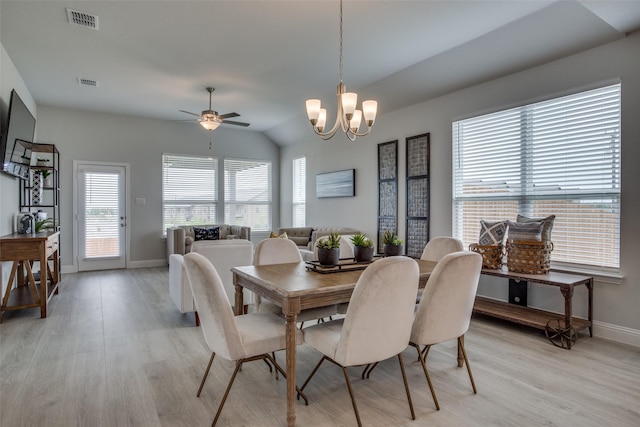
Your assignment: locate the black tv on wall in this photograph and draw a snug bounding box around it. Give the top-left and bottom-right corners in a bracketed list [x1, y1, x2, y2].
[1, 89, 36, 179]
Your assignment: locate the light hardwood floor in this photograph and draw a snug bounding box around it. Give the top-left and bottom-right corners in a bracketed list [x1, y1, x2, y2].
[1, 267, 639, 426]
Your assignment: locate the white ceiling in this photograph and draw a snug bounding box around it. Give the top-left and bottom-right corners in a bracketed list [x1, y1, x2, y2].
[2, 0, 640, 142]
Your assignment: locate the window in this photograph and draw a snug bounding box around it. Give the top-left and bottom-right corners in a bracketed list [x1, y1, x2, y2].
[292, 156, 306, 227]
[453, 83, 621, 271]
[162, 154, 217, 233]
[224, 158, 272, 231]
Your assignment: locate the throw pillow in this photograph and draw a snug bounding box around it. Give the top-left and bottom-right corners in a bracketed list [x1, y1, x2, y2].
[194, 226, 220, 241]
[478, 220, 507, 246]
[507, 220, 544, 242]
[269, 231, 288, 239]
[517, 214, 556, 241]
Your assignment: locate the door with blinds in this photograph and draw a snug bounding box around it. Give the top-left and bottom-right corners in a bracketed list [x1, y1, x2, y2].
[77, 163, 127, 271]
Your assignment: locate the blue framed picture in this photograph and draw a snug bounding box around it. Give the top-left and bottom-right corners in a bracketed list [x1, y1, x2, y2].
[316, 169, 355, 198]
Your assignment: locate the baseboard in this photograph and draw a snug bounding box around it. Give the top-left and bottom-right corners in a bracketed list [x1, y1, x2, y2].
[592, 321, 640, 348]
[128, 259, 167, 269]
[60, 259, 167, 274]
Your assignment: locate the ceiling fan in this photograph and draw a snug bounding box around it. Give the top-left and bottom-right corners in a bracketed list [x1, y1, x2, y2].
[179, 87, 250, 131]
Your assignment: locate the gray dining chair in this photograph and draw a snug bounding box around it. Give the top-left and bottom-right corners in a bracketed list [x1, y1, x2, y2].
[409, 251, 482, 410]
[300, 256, 420, 426]
[183, 252, 308, 426]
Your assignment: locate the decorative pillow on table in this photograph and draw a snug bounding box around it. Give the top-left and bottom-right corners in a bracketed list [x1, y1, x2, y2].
[506, 220, 544, 242]
[478, 220, 507, 246]
[269, 231, 288, 239]
[194, 226, 220, 241]
[517, 214, 555, 241]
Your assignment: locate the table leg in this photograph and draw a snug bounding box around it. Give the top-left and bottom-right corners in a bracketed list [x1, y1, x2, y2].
[39, 254, 47, 318]
[233, 275, 244, 316]
[285, 312, 298, 427]
[560, 285, 574, 349]
[587, 278, 593, 337]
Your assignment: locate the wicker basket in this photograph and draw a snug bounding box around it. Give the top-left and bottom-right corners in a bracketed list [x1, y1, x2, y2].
[469, 243, 504, 269]
[506, 240, 554, 274]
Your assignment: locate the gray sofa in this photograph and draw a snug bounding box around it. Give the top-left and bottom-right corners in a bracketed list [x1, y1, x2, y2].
[166, 224, 251, 263]
[278, 226, 360, 261]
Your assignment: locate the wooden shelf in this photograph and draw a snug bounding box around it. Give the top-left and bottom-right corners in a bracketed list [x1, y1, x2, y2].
[473, 296, 590, 332]
[2, 281, 59, 312]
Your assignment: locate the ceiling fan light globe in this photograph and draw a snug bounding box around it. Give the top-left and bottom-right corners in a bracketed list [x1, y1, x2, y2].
[200, 118, 221, 131]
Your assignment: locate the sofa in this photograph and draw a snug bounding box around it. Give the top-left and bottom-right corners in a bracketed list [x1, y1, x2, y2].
[166, 224, 251, 263]
[278, 226, 361, 261]
[169, 239, 254, 322]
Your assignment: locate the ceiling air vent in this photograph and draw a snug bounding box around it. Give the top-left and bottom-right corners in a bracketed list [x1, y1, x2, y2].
[78, 78, 99, 87]
[67, 8, 99, 30]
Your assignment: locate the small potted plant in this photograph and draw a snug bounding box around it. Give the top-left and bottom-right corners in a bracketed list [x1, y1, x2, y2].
[382, 229, 404, 257]
[40, 169, 53, 187]
[34, 218, 55, 233]
[350, 232, 375, 262]
[316, 232, 341, 266]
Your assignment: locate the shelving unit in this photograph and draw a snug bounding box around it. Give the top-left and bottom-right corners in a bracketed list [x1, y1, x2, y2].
[18, 141, 60, 233]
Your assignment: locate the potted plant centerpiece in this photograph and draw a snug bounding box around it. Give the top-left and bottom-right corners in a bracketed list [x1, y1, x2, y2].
[316, 232, 341, 266]
[350, 232, 375, 262]
[382, 229, 404, 257]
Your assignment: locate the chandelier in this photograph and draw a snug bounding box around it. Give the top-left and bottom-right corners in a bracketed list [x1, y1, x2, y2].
[305, 0, 378, 141]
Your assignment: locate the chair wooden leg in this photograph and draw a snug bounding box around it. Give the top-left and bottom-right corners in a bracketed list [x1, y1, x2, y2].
[411, 342, 439, 410]
[271, 352, 279, 380]
[212, 361, 243, 426]
[342, 366, 362, 427]
[197, 352, 216, 397]
[458, 336, 477, 394]
[397, 353, 416, 420]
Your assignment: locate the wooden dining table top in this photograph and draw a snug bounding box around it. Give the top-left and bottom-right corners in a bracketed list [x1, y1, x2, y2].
[232, 258, 437, 312]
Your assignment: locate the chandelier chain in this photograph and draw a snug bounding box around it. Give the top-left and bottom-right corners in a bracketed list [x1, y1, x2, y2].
[339, 0, 343, 84]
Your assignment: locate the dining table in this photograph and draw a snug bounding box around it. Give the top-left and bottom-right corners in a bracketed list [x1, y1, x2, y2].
[231, 258, 437, 427]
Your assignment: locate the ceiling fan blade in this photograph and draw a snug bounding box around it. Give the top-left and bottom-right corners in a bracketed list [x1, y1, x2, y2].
[219, 112, 240, 119]
[179, 109, 201, 117]
[222, 120, 250, 127]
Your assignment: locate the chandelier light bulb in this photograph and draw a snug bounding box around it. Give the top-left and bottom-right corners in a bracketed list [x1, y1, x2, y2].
[306, 99, 322, 124]
[350, 110, 362, 133]
[341, 92, 358, 119]
[316, 108, 327, 132]
[362, 100, 378, 125]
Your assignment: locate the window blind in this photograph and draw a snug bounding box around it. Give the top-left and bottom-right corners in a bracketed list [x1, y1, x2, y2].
[162, 154, 217, 232]
[292, 156, 306, 227]
[224, 158, 272, 231]
[84, 171, 120, 257]
[453, 83, 621, 270]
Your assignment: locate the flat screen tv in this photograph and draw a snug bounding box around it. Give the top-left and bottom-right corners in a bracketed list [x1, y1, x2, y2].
[1, 89, 36, 179]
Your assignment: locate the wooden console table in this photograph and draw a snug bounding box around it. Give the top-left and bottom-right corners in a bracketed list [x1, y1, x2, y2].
[474, 268, 593, 349]
[0, 231, 60, 319]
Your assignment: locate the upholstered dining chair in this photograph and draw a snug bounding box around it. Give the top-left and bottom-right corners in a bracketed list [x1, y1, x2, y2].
[253, 238, 338, 325]
[415, 236, 464, 304]
[300, 256, 420, 427]
[183, 252, 308, 426]
[409, 251, 482, 410]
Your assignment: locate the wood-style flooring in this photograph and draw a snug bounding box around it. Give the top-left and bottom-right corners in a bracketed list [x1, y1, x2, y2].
[1, 267, 639, 426]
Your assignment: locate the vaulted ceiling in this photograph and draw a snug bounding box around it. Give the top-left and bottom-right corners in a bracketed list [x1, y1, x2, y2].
[2, 1, 640, 143]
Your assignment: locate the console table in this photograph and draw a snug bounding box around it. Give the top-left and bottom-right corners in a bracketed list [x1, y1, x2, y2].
[0, 231, 60, 319]
[474, 268, 593, 349]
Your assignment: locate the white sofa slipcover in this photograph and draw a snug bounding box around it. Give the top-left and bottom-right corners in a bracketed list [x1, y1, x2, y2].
[169, 239, 254, 318]
[166, 224, 251, 263]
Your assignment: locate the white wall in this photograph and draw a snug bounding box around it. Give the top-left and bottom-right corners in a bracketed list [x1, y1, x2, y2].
[273, 32, 640, 344]
[1, 44, 38, 295]
[31, 106, 280, 270]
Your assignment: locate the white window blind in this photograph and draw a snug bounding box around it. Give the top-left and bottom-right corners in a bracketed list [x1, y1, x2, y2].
[453, 83, 621, 270]
[162, 154, 217, 233]
[84, 171, 120, 257]
[292, 156, 306, 227]
[224, 158, 272, 231]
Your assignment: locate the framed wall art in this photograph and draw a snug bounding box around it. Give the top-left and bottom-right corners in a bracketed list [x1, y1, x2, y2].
[377, 140, 398, 254]
[405, 133, 430, 258]
[316, 169, 355, 198]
